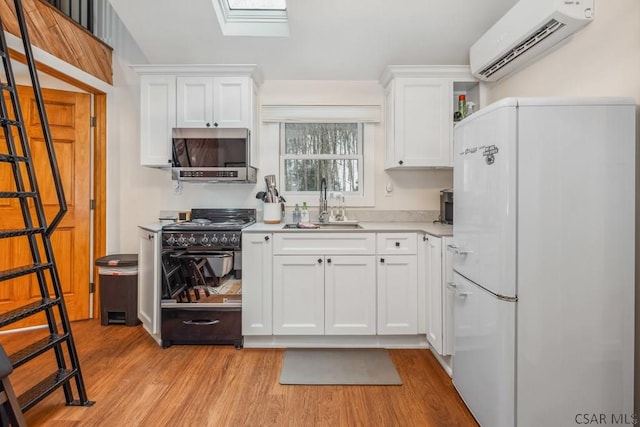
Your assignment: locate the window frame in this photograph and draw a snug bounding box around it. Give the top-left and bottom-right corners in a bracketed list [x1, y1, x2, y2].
[278, 122, 375, 208]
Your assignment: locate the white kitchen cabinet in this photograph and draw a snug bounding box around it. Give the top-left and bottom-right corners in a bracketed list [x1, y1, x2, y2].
[272, 254, 376, 335]
[139, 75, 176, 167]
[242, 233, 273, 335]
[271, 233, 377, 335]
[376, 233, 418, 335]
[324, 255, 376, 335]
[132, 65, 261, 168]
[176, 76, 251, 128]
[423, 233, 455, 356]
[380, 66, 481, 169]
[273, 255, 325, 335]
[138, 226, 162, 344]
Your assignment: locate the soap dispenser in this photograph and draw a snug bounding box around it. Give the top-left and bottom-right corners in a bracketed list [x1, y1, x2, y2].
[300, 202, 310, 223]
[292, 204, 301, 223]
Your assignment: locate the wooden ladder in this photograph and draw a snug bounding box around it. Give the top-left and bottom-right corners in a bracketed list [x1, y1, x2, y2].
[0, 0, 93, 413]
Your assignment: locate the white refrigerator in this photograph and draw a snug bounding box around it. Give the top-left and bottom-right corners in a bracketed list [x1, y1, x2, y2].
[451, 97, 635, 427]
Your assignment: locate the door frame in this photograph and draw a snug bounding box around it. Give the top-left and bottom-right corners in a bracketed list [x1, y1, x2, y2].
[8, 49, 108, 319]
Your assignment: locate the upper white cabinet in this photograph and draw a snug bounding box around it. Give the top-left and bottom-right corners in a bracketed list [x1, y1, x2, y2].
[132, 65, 262, 167]
[176, 76, 251, 128]
[380, 66, 481, 169]
[139, 75, 176, 167]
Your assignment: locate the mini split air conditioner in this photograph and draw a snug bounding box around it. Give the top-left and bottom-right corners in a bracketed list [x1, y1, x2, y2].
[470, 0, 594, 82]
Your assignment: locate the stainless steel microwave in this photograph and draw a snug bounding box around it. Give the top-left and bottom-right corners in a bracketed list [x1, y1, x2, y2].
[171, 128, 257, 183]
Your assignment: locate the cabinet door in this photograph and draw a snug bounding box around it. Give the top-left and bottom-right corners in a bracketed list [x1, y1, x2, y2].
[377, 255, 418, 334]
[442, 237, 454, 355]
[138, 228, 161, 337]
[425, 235, 443, 353]
[242, 234, 273, 335]
[325, 255, 376, 335]
[176, 76, 214, 128]
[393, 78, 451, 168]
[213, 77, 250, 128]
[273, 255, 324, 335]
[140, 75, 175, 166]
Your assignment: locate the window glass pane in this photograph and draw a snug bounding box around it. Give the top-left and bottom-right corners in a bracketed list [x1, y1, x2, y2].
[284, 123, 359, 155]
[226, 0, 286, 10]
[284, 159, 359, 192]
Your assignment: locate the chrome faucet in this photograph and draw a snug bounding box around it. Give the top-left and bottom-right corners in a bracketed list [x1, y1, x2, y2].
[318, 177, 328, 223]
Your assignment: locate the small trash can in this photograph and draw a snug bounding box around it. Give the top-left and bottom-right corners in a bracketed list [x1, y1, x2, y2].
[96, 254, 140, 326]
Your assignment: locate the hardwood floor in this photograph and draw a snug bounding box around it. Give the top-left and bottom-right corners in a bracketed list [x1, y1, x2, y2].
[0, 320, 478, 426]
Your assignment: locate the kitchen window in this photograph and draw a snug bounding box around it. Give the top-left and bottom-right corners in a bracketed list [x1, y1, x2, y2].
[279, 122, 374, 207]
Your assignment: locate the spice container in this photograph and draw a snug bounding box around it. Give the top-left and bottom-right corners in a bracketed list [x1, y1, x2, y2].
[458, 94, 467, 119]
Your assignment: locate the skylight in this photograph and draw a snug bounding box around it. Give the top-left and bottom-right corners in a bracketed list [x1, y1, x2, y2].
[226, 0, 286, 11]
[213, 0, 289, 37]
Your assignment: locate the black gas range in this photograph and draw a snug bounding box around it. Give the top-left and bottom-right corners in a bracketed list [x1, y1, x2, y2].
[161, 208, 256, 250]
[160, 208, 255, 349]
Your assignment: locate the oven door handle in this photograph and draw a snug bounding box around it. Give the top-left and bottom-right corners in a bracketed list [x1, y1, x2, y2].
[182, 319, 220, 326]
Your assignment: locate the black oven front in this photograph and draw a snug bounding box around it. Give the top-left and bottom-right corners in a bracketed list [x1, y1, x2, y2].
[159, 210, 254, 349]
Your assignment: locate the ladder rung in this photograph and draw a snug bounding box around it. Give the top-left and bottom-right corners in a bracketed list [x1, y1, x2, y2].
[0, 191, 37, 198]
[0, 263, 53, 283]
[0, 227, 45, 238]
[18, 368, 76, 412]
[9, 333, 69, 368]
[0, 153, 29, 163]
[0, 83, 15, 93]
[0, 298, 59, 328]
[0, 117, 21, 126]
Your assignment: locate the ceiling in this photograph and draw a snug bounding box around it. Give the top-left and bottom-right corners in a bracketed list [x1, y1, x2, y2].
[107, 0, 519, 80]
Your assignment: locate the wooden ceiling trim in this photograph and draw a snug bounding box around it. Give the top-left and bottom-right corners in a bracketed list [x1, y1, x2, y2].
[0, 0, 113, 85]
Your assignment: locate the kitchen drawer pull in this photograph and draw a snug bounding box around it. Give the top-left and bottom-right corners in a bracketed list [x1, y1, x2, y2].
[317, 258, 323, 264]
[395, 241, 400, 247]
[182, 319, 220, 326]
[447, 244, 471, 255]
[380, 258, 385, 263]
[327, 258, 332, 264]
[264, 236, 270, 241]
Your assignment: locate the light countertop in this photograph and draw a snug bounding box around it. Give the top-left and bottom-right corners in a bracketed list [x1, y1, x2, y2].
[243, 221, 452, 237]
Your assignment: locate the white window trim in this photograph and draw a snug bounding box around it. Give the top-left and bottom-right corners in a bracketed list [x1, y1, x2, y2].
[279, 123, 375, 208]
[212, 0, 289, 36]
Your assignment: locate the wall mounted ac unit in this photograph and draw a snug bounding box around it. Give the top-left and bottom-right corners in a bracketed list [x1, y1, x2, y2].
[470, 0, 594, 82]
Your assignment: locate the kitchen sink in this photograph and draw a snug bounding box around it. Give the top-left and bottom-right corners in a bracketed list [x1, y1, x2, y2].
[283, 223, 363, 230]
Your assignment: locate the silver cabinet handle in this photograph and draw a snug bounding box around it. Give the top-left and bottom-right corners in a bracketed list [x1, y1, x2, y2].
[457, 292, 471, 297]
[447, 244, 471, 255]
[446, 281, 456, 289]
[182, 319, 220, 326]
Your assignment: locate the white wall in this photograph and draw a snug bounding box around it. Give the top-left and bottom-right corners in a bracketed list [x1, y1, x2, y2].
[483, 0, 640, 413]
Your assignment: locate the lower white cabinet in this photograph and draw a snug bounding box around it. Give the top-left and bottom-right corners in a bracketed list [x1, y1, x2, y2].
[242, 233, 273, 335]
[424, 234, 454, 355]
[273, 254, 376, 335]
[376, 254, 418, 334]
[138, 226, 161, 343]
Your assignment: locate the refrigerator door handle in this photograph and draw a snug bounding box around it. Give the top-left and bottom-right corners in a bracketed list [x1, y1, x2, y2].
[447, 244, 472, 255]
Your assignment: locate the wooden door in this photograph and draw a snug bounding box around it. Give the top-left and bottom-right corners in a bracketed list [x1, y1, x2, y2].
[0, 86, 91, 327]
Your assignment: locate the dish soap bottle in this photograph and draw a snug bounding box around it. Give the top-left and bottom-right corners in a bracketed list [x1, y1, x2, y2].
[292, 204, 301, 223]
[300, 202, 310, 223]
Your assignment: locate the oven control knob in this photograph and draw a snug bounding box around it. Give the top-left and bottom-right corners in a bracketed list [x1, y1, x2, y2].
[166, 236, 176, 245]
[188, 235, 196, 245]
[220, 234, 228, 244]
[230, 234, 239, 245]
[210, 235, 219, 245]
[177, 235, 187, 245]
[200, 235, 210, 245]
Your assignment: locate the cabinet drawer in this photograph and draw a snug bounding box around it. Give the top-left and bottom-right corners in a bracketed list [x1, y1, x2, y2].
[273, 233, 375, 255]
[376, 233, 417, 255]
[161, 307, 242, 348]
